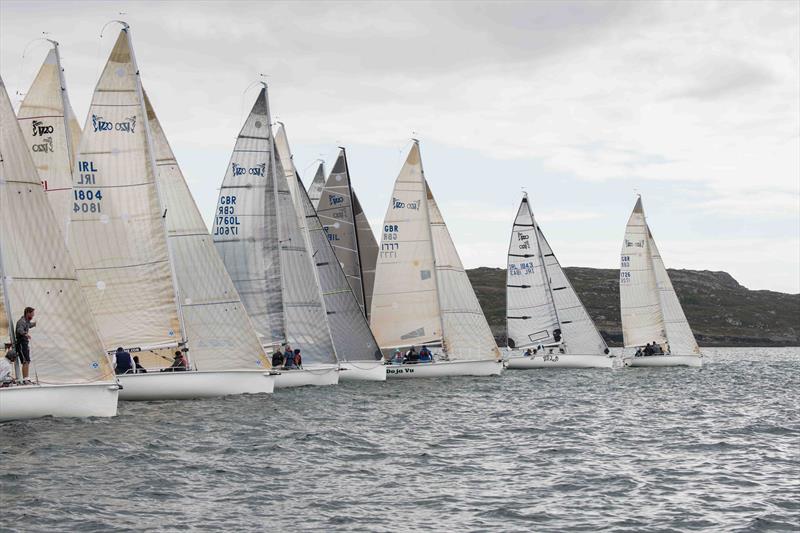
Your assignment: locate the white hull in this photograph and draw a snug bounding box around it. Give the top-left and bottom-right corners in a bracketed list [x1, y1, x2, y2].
[339, 361, 387, 382]
[274, 365, 339, 389]
[506, 353, 615, 369]
[386, 359, 503, 379]
[623, 354, 703, 368]
[0, 382, 119, 421]
[117, 370, 275, 401]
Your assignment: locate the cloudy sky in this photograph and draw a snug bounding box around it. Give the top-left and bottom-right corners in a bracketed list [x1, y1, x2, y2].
[2, 1, 798, 292]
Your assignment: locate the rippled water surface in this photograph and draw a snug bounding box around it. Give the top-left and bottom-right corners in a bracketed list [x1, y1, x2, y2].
[2, 347, 799, 532]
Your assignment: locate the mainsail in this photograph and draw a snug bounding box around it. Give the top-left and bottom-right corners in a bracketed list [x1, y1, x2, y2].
[307, 161, 326, 208]
[1, 76, 114, 384]
[17, 44, 81, 234]
[619, 197, 667, 348]
[66, 28, 182, 356]
[145, 93, 269, 371]
[506, 195, 560, 348]
[371, 142, 442, 350]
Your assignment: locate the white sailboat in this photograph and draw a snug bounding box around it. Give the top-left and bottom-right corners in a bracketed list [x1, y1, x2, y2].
[213, 86, 338, 388]
[0, 76, 118, 421]
[274, 127, 385, 381]
[307, 161, 326, 208]
[67, 24, 274, 400]
[16, 40, 81, 235]
[505, 193, 614, 368]
[315, 147, 380, 321]
[619, 196, 702, 367]
[371, 141, 503, 378]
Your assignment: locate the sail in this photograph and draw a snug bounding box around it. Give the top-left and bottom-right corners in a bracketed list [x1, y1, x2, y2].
[428, 185, 500, 361]
[212, 88, 283, 345]
[0, 77, 114, 384]
[17, 47, 81, 234]
[294, 172, 381, 362]
[145, 93, 269, 370]
[66, 29, 182, 352]
[0, 280, 7, 346]
[316, 149, 367, 315]
[307, 162, 326, 208]
[272, 125, 336, 365]
[370, 142, 442, 351]
[536, 224, 608, 355]
[353, 191, 379, 320]
[619, 197, 666, 347]
[648, 230, 700, 355]
[506, 196, 560, 349]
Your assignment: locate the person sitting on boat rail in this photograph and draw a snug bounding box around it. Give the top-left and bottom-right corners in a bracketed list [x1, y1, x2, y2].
[419, 345, 432, 362]
[634, 347, 643, 357]
[390, 349, 403, 364]
[271, 349, 284, 368]
[523, 348, 533, 357]
[293, 349, 303, 369]
[652, 341, 663, 355]
[162, 351, 188, 372]
[133, 356, 147, 373]
[114, 347, 135, 375]
[405, 346, 419, 364]
[283, 345, 295, 369]
[15, 307, 36, 384]
[0, 347, 17, 387]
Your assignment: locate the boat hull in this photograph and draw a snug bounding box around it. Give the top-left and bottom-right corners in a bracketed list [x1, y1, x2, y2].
[339, 361, 387, 382]
[506, 353, 615, 369]
[274, 365, 339, 389]
[0, 382, 119, 421]
[623, 354, 703, 368]
[385, 359, 503, 379]
[117, 370, 275, 401]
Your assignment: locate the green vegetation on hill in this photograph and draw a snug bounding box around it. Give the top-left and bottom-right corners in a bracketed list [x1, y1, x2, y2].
[466, 267, 800, 347]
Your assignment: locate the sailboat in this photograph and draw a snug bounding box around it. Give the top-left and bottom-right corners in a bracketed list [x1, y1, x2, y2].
[371, 141, 503, 378]
[315, 148, 380, 321]
[16, 40, 81, 235]
[274, 126, 385, 381]
[213, 86, 338, 388]
[0, 76, 118, 420]
[505, 193, 614, 368]
[67, 24, 274, 400]
[307, 161, 326, 208]
[619, 196, 702, 367]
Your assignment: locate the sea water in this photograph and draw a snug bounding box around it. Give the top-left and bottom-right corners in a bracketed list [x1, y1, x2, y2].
[1, 347, 798, 531]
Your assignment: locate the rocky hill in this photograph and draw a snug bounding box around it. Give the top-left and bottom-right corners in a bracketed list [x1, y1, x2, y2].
[466, 267, 800, 347]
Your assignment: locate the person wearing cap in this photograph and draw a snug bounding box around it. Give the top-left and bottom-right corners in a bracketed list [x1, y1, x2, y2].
[113, 347, 135, 375]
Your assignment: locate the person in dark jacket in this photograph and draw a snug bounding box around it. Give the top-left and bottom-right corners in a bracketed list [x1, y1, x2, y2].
[15, 307, 36, 384]
[293, 349, 303, 369]
[272, 349, 284, 368]
[114, 347, 135, 375]
[133, 356, 147, 373]
[405, 346, 419, 364]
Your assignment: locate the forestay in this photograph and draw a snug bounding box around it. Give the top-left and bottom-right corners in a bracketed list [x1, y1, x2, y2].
[371, 142, 442, 351]
[294, 172, 381, 362]
[506, 196, 560, 348]
[648, 229, 700, 355]
[17, 46, 81, 235]
[212, 88, 283, 346]
[66, 29, 182, 352]
[307, 162, 326, 208]
[271, 124, 336, 365]
[0, 76, 114, 384]
[428, 185, 500, 361]
[145, 93, 270, 371]
[619, 197, 667, 347]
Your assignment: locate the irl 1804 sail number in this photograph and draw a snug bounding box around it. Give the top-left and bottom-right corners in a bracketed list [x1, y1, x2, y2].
[73, 189, 103, 213]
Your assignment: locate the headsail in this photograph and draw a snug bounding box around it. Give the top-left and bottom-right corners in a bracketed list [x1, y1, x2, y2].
[427, 184, 500, 361]
[145, 93, 270, 371]
[353, 191, 379, 320]
[506, 195, 560, 348]
[619, 197, 667, 347]
[307, 161, 326, 208]
[1, 76, 114, 384]
[66, 28, 182, 353]
[212, 88, 283, 345]
[371, 142, 442, 351]
[17, 45, 81, 234]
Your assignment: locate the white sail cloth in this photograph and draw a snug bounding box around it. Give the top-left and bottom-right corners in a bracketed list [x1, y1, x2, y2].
[307, 162, 326, 208]
[17, 46, 81, 235]
[0, 76, 114, 384]
[145, 93, 270, 371]
[353, 192, 379, 319]
[66, 29, 182, 352]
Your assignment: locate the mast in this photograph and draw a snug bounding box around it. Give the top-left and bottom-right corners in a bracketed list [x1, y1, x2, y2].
[264, 84, 285, 349]
[49, 40, 76, 171]
[121, 23, 189, 364]
[416, 140, 445, 352]
[340, 147, 368, 319]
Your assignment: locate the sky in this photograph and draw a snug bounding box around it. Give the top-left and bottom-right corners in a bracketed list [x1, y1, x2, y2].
[2, 0, 798, 293]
